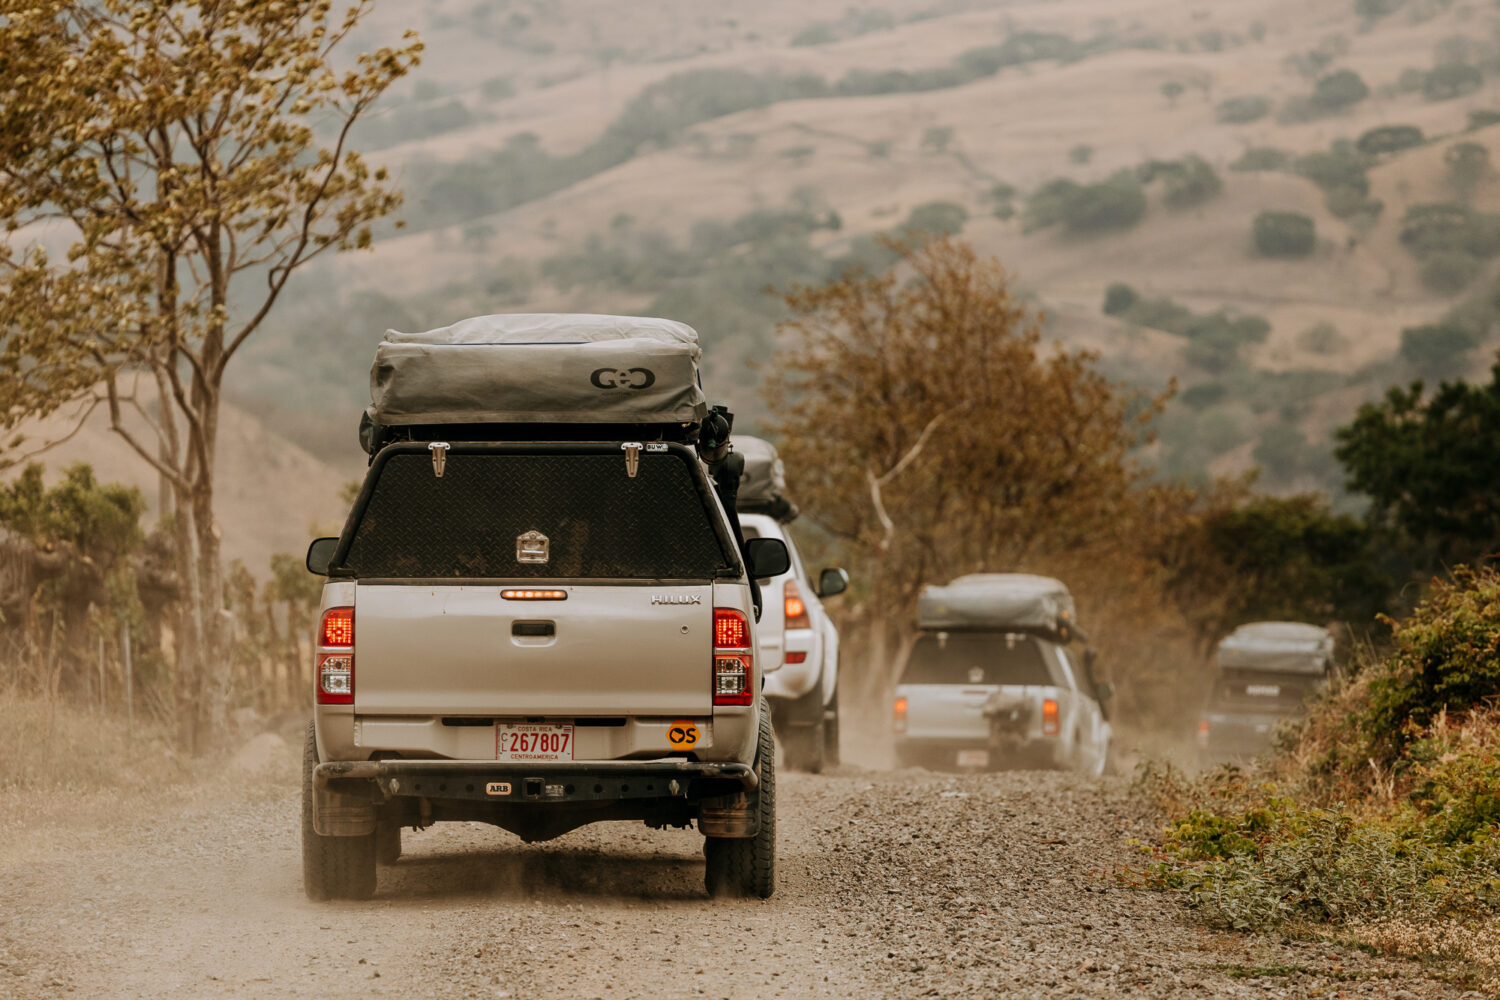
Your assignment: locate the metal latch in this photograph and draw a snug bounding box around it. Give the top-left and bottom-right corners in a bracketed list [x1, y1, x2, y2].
[428, 442, 449, 478]
[621, 441, 641, 478]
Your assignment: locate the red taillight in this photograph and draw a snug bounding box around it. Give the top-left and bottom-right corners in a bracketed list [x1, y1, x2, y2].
[786, 651, 807, 664]
[894, 695, 908, 734]
[317, 607, 354, 705]
[1042, 698, 1060, 737]
[321, 607, 353, 647]
[1197, 719, 1210, 750]
[783, 579, 810, 629]
[713, 608, 753, 706]
[501, 589, 568, 600]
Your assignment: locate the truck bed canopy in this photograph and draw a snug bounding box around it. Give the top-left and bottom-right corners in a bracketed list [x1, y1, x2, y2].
[733, 435, 798, 521]
[1215, 621, 1333, 676]
[917, 574, 1080, 637]
[366, 313, 708, 429]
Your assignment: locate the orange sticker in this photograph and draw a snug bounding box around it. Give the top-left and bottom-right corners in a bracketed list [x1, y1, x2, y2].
[667, 721, 700, 749]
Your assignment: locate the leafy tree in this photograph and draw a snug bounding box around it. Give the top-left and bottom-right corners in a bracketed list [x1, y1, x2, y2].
[1467, 109, 1500, 131]
[0, 1, 419, 747]
[1025, 174, 1147, 235]
[897, 201, 969, 240]
[764, 238, 1171, 695]
[1254, 212, 1317, 257]
[1445, 142, 1490, 200]
[1161, 493, 1390, 648]
[1419, 251, 1481, 295]
[1158, 156, 1222, 209]
[1311, 69, 1369, 111]
[1354, 0, 1404, 19]
[1335, 362, 1500, 567]
[1102, 282, 1139, 316]
[1356, 125, 1425, 156]
[1231, 147, 1290, 172]
[1398, 323, 1479, 377]
[1216, 95, 1271, 124]
[1424, 63, 1483, 102]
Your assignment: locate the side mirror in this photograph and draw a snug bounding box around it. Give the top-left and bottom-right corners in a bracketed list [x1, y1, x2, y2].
[744, 537, 790, 579]
[817, 567, 849, 598]
[1097, 681, 1115, 702]
[306, 537, 339, 576]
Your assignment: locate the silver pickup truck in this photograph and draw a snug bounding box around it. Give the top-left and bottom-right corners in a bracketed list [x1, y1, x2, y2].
[299, 314, 787, 901]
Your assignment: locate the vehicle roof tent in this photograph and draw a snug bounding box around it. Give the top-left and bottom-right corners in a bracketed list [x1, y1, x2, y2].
[1215, 621, 1333, 676]
[362, 313, 708, 451]
[734, 435, 799, 522]
[916, 573, 1082, 640]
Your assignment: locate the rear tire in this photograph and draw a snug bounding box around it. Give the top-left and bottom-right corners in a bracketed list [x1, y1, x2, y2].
[375, 818, 402, 867]
[781, 683, 826, 773]
[704, 702, 776, 899]
[823, 687, 841, 768]
[301, 722, 377, 901]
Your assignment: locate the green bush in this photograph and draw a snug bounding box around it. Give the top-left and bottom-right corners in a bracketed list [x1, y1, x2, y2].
[1467, 109, 1500, 131]
[1424, 63, 1483, 102]
[1419, 250, 1482, 294]
[1311, 68, 1369, 111]
[1160, 155, 1222, 209]
[1355, 124, 1424, 156]
[1230, 146, 1289, 172]
[1216, 95, 1270, 124]
[1024, 173, 1148, 235]
[898, 201, 968, 239]
[1398, 321, 1479, 375]
[1399, 202, 1500, 259]
[1253, 212, 1316, 258]
[1296, 321, 1345, 354]
[1102, 282, 1138, 316]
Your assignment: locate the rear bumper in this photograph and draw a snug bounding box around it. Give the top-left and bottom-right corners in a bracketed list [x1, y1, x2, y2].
[895, 735, 1066, 769]
[314, 758, 755, 805]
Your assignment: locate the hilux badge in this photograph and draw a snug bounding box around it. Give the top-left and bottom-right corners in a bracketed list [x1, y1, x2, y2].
[516, 530, 549, 564]
[651, 594, 702, 605]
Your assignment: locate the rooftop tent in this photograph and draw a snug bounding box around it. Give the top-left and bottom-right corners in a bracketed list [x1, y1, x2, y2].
[916, 573, 1081, 637]
[366, 313, 709, 428]
[734, 435, 798, 521]
[1215, 621, 1334, 676]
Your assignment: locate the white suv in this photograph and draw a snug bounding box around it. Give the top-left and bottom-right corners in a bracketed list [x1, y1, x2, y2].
[740, 513, 847, 772]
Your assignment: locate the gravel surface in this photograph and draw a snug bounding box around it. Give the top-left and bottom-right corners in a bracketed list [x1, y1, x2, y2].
[0, 761, 1482, 999]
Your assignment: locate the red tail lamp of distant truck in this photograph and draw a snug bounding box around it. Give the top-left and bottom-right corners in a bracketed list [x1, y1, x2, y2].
[893, 696, 908, 734]
[1197, 719, 1210, 750]
[317, 607, 354, 705]
[1041, 698, 1060, 737]
[783, 579, 810, 629]
[713, 608, 753, 706]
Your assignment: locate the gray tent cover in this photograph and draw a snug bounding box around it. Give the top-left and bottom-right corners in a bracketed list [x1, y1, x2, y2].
[735, 436, 787, 507]
[1216, 621, 1333, 676]
[367, 313, 708, 426]
[917, 574, 1079, 632]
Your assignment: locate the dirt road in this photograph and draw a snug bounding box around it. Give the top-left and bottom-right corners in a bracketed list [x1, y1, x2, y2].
[0, 760, 1478, 1000]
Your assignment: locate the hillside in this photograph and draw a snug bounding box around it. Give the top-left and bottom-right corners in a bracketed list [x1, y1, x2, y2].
[225, 0, 1500, 501]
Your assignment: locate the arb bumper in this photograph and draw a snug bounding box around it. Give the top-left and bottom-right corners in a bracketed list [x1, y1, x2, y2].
[314, 758, 755, 805]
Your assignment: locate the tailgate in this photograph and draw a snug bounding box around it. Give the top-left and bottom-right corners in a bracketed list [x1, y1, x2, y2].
[354, 584, 713, 717]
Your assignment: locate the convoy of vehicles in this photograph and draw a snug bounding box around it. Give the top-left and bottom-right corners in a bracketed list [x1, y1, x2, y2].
[1197, 621, 1334, 762]
[302, 314, 789, 900]
[733, 436, 848, 774]
[892, 574, 1114, 775]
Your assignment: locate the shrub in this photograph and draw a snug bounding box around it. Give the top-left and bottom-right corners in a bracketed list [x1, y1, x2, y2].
[1445, 142, 1489, 199]
[1296, 321, 1345, 354]
[1356, 124, 1424, 156]
[1420, 250, 1482, 294]
[1424, 63, 1483, 102]
[1216, 95, 1270, 124]
[1354, 0, 1404, 18]
[898, 201, 968, 239]
[1069, 143, 1092, 165]
[1231, 147, 1289, 172]
[1295, 145, 1370, 195]
[1102, 282, 1138, 316]
[1311, 68, 1369, 111]
[1253, 212, 1316, 257]
[1399, 203, 1500, 259]
[1160, 155, 1222, 208]
[1398, 322, 1479, 373]
[1024, 174, 1148, 235]
[1467, 109, 1500, 131]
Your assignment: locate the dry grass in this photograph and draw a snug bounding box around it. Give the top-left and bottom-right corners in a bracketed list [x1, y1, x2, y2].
[0, 689, 298, 865]
[1348, 917, 1500, 994]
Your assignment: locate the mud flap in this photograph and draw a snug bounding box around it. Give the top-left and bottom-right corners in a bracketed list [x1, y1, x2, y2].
[697, 791, 760, 838]
[313, 780, 377, 837]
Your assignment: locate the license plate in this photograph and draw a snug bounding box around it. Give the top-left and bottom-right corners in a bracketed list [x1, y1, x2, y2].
[956, 749, 990, 768]
[496, 723, 574, 761]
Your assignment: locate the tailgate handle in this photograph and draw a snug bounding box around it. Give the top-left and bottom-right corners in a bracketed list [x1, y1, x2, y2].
[512, 621, 555, 637]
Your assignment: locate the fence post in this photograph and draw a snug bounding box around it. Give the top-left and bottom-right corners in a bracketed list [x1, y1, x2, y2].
[122, 623, 133, 735]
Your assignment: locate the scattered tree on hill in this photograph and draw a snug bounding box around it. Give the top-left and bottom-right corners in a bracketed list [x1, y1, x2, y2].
[1024, 173, 1148, 235]
[1445, 142, 1490, 200]
[1397, 323, 1480, 378]
[1161, 80, 1185, 106]
[1216, 95, 1271, 124]
[1156, 156, 1223, 209]
[1253, 212, 1317, 257]
[1419, 251, 1482, 295]
[0, 1, 420, 748]
[1311, 69, 1370, 112]
[1424, 63, 1483, 102]
[1335, 360, 1500, 568]
[1231, 147, 1290, 172]
[1356, 125, 1425, 156]
[1102, 282, 1139, 316]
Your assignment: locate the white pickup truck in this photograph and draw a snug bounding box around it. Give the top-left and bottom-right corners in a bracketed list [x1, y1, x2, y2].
[892, 574, 1113, 775]
[300, 314, 789, 900]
